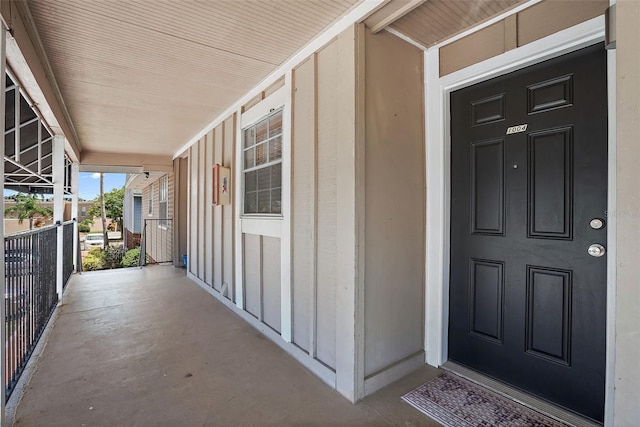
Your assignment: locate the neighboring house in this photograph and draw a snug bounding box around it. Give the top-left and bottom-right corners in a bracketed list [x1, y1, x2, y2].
[4, 199, 113, 235]
[77, 201, 93, 223]
[4, 199, 67, 235]
[122, 183, 143, 249]
[124, 172, 175, 263]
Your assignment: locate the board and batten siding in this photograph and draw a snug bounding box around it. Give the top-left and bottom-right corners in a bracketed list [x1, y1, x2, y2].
[363, 29, 425, 388]
[187, 115, 236, 301]
[186, 23, 425, 402]
[291, 27, 359, 375]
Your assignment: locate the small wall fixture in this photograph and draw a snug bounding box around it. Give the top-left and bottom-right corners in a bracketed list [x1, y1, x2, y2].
[212, 164, 231, 206]
[144, 172, 150, 179]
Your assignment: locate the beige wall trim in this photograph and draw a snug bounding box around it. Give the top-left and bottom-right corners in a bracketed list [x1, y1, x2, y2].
[425, 15, 619, 425]
[363, 351, 425, 396]
[280, 70, 293, 342]
[80, 151, 173, 172]
[354, 22, 366, 401]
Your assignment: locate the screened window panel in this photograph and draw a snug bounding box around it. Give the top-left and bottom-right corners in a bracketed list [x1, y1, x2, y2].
[19, 95, 36, 124]
[5, 89, 15, 130]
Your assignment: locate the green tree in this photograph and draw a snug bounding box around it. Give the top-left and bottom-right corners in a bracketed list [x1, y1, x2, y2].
[4, 194, 53, 230]
[87, 186, 125, 232]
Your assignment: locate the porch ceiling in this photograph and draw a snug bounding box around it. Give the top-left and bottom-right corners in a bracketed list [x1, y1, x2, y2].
[24, 0, 360, 160]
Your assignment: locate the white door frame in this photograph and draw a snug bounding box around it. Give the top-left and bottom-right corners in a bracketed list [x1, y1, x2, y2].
[423, 15, 616, 425]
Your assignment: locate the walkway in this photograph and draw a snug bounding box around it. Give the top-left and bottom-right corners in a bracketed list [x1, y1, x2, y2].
[12, 266, 441, 426]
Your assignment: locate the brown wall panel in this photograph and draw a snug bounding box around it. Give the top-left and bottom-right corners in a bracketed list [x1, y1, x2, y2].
[316, 39, 340, 371]
[439, 0, 608, 76]
[243, 233, 261, 319]
[262, 236, 282, 333]
[363, 29, 425, 376]
[518, 0, 608, 46]
[291, 57, 316, 353]
[440, 21, 506, 76]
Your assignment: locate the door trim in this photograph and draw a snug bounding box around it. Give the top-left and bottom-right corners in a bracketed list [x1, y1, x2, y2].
[423, 15, 616, 425]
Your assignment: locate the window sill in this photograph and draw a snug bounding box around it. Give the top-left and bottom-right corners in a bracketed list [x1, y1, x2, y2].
[240, 216, 282, 238]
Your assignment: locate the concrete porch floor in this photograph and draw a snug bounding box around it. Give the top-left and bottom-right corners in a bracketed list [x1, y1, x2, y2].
[12, 266, 441, 426]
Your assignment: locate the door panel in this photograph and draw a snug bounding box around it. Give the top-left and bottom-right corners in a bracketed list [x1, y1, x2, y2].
[528, 128, 573, 238]
[471, 139, 505, 234]
[449, 44, 607, 422]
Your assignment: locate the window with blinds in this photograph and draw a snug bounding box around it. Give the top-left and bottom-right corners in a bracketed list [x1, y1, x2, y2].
[242, 109, 283, 215]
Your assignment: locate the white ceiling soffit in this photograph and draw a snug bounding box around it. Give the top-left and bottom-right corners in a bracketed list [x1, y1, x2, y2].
[365, 0, 523, 46]
[125, 171, 166, 191]
[78, 164, 143, 174]
[25, 0, 360, 159]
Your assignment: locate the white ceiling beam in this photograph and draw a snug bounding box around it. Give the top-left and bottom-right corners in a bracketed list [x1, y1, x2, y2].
[79, 151, 172, 173]
[368, 0, 428, 34]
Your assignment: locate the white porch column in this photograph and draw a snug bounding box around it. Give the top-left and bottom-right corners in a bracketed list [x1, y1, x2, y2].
[71, 162, 79, 271]
[0, 20, 7, 427]
[53, 135, 65, 301]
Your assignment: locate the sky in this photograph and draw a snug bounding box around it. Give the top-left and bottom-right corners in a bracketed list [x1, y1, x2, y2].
[79, 173, 126, 201]
[3, 172, 126, 200]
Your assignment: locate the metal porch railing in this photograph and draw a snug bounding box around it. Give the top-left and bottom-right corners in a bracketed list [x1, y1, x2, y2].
[4, 222, 72, 401]
[140, 219, 173, 265]
[62, 221, 74, 287]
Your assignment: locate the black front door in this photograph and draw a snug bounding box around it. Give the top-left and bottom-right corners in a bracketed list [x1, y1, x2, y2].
[449, 44, 607, 422]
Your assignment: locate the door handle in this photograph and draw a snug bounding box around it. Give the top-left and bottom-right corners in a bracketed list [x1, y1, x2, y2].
[588, 244, 606, 257]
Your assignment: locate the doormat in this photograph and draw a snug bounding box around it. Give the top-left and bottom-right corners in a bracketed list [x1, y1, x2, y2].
[401, 372, 570, 427]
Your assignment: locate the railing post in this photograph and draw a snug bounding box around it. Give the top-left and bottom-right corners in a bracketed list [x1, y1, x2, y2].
[53, 136, 65, 302]
[139, 220, 146, 266]
[0, 20, 7, 426]
[71, 163, 79, 272]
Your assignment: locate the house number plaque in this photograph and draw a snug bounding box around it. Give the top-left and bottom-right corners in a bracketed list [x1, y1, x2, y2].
[506, 124, 528, 134]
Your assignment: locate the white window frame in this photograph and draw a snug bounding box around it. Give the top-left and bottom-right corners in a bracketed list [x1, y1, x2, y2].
[241, 108, 284, 217]
[159, 175, 168, 228]
[234, 78, 292, 343]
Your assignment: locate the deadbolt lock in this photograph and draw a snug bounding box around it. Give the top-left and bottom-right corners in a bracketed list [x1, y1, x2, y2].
[590, 218, 605, 230]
